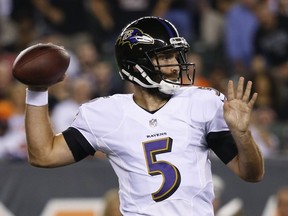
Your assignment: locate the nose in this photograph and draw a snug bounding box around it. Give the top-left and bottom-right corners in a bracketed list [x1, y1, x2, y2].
[171, 66, 179, 74]
[170, 58, 180, 73]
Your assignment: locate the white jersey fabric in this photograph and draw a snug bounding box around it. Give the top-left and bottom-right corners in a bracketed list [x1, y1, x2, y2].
[70, 86, 228, 216]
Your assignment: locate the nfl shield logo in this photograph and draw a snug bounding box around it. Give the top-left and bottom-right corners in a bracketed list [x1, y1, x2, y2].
[149, 119, 157, 127]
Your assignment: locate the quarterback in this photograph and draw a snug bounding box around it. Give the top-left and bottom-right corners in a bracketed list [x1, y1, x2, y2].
[24, 17, 264, 215]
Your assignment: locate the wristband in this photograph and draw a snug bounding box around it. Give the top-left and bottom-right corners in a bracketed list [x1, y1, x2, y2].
[26, 88, 48, 106]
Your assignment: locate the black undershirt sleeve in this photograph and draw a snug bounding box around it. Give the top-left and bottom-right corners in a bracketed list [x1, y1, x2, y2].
[207, 131, 238, 164]
[62, 127, 96, 162]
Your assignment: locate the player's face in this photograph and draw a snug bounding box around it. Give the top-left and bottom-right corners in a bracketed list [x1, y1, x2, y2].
[152, 51, 180, 82]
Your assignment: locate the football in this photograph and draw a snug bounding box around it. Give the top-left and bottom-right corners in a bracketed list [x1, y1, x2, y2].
[12, 43, 70, 86]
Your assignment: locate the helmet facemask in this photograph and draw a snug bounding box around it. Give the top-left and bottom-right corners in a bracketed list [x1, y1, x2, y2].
[147, 38, 195, 90]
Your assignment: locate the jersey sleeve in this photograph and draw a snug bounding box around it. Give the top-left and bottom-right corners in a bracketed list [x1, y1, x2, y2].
[69, 104, 98, 148]
[207, 131, 238, 164]
[62, 127, 95, 162]
[206, 100, 229, 133]
[60, 103, 98, 162]
[66, 96, 125, 152]
[205, 93, 238, 164]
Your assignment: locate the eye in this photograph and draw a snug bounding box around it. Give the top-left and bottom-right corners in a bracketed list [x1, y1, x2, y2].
[158, 53, 177, 61]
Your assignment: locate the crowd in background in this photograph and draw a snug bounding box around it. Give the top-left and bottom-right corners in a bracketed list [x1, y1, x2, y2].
[1, 0, 288, 161]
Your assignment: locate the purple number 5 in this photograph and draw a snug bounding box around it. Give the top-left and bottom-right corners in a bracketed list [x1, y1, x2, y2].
[143, 137, 181, 202]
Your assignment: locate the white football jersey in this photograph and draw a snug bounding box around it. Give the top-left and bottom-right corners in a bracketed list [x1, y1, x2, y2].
[70, 86, 229, 216]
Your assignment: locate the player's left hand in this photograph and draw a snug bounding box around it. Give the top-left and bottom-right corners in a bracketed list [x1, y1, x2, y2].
[223, 77, 258, 134]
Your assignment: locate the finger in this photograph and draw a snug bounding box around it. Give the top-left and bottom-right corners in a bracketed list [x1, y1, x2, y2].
[236, 77, 244, 99]
[248, 92, 258, 109]
[227, 80, 234, 101]
[242, 80, 252, 102]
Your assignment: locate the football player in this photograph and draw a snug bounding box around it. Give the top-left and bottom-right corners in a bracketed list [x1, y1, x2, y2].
[24, 16, 264, 215]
